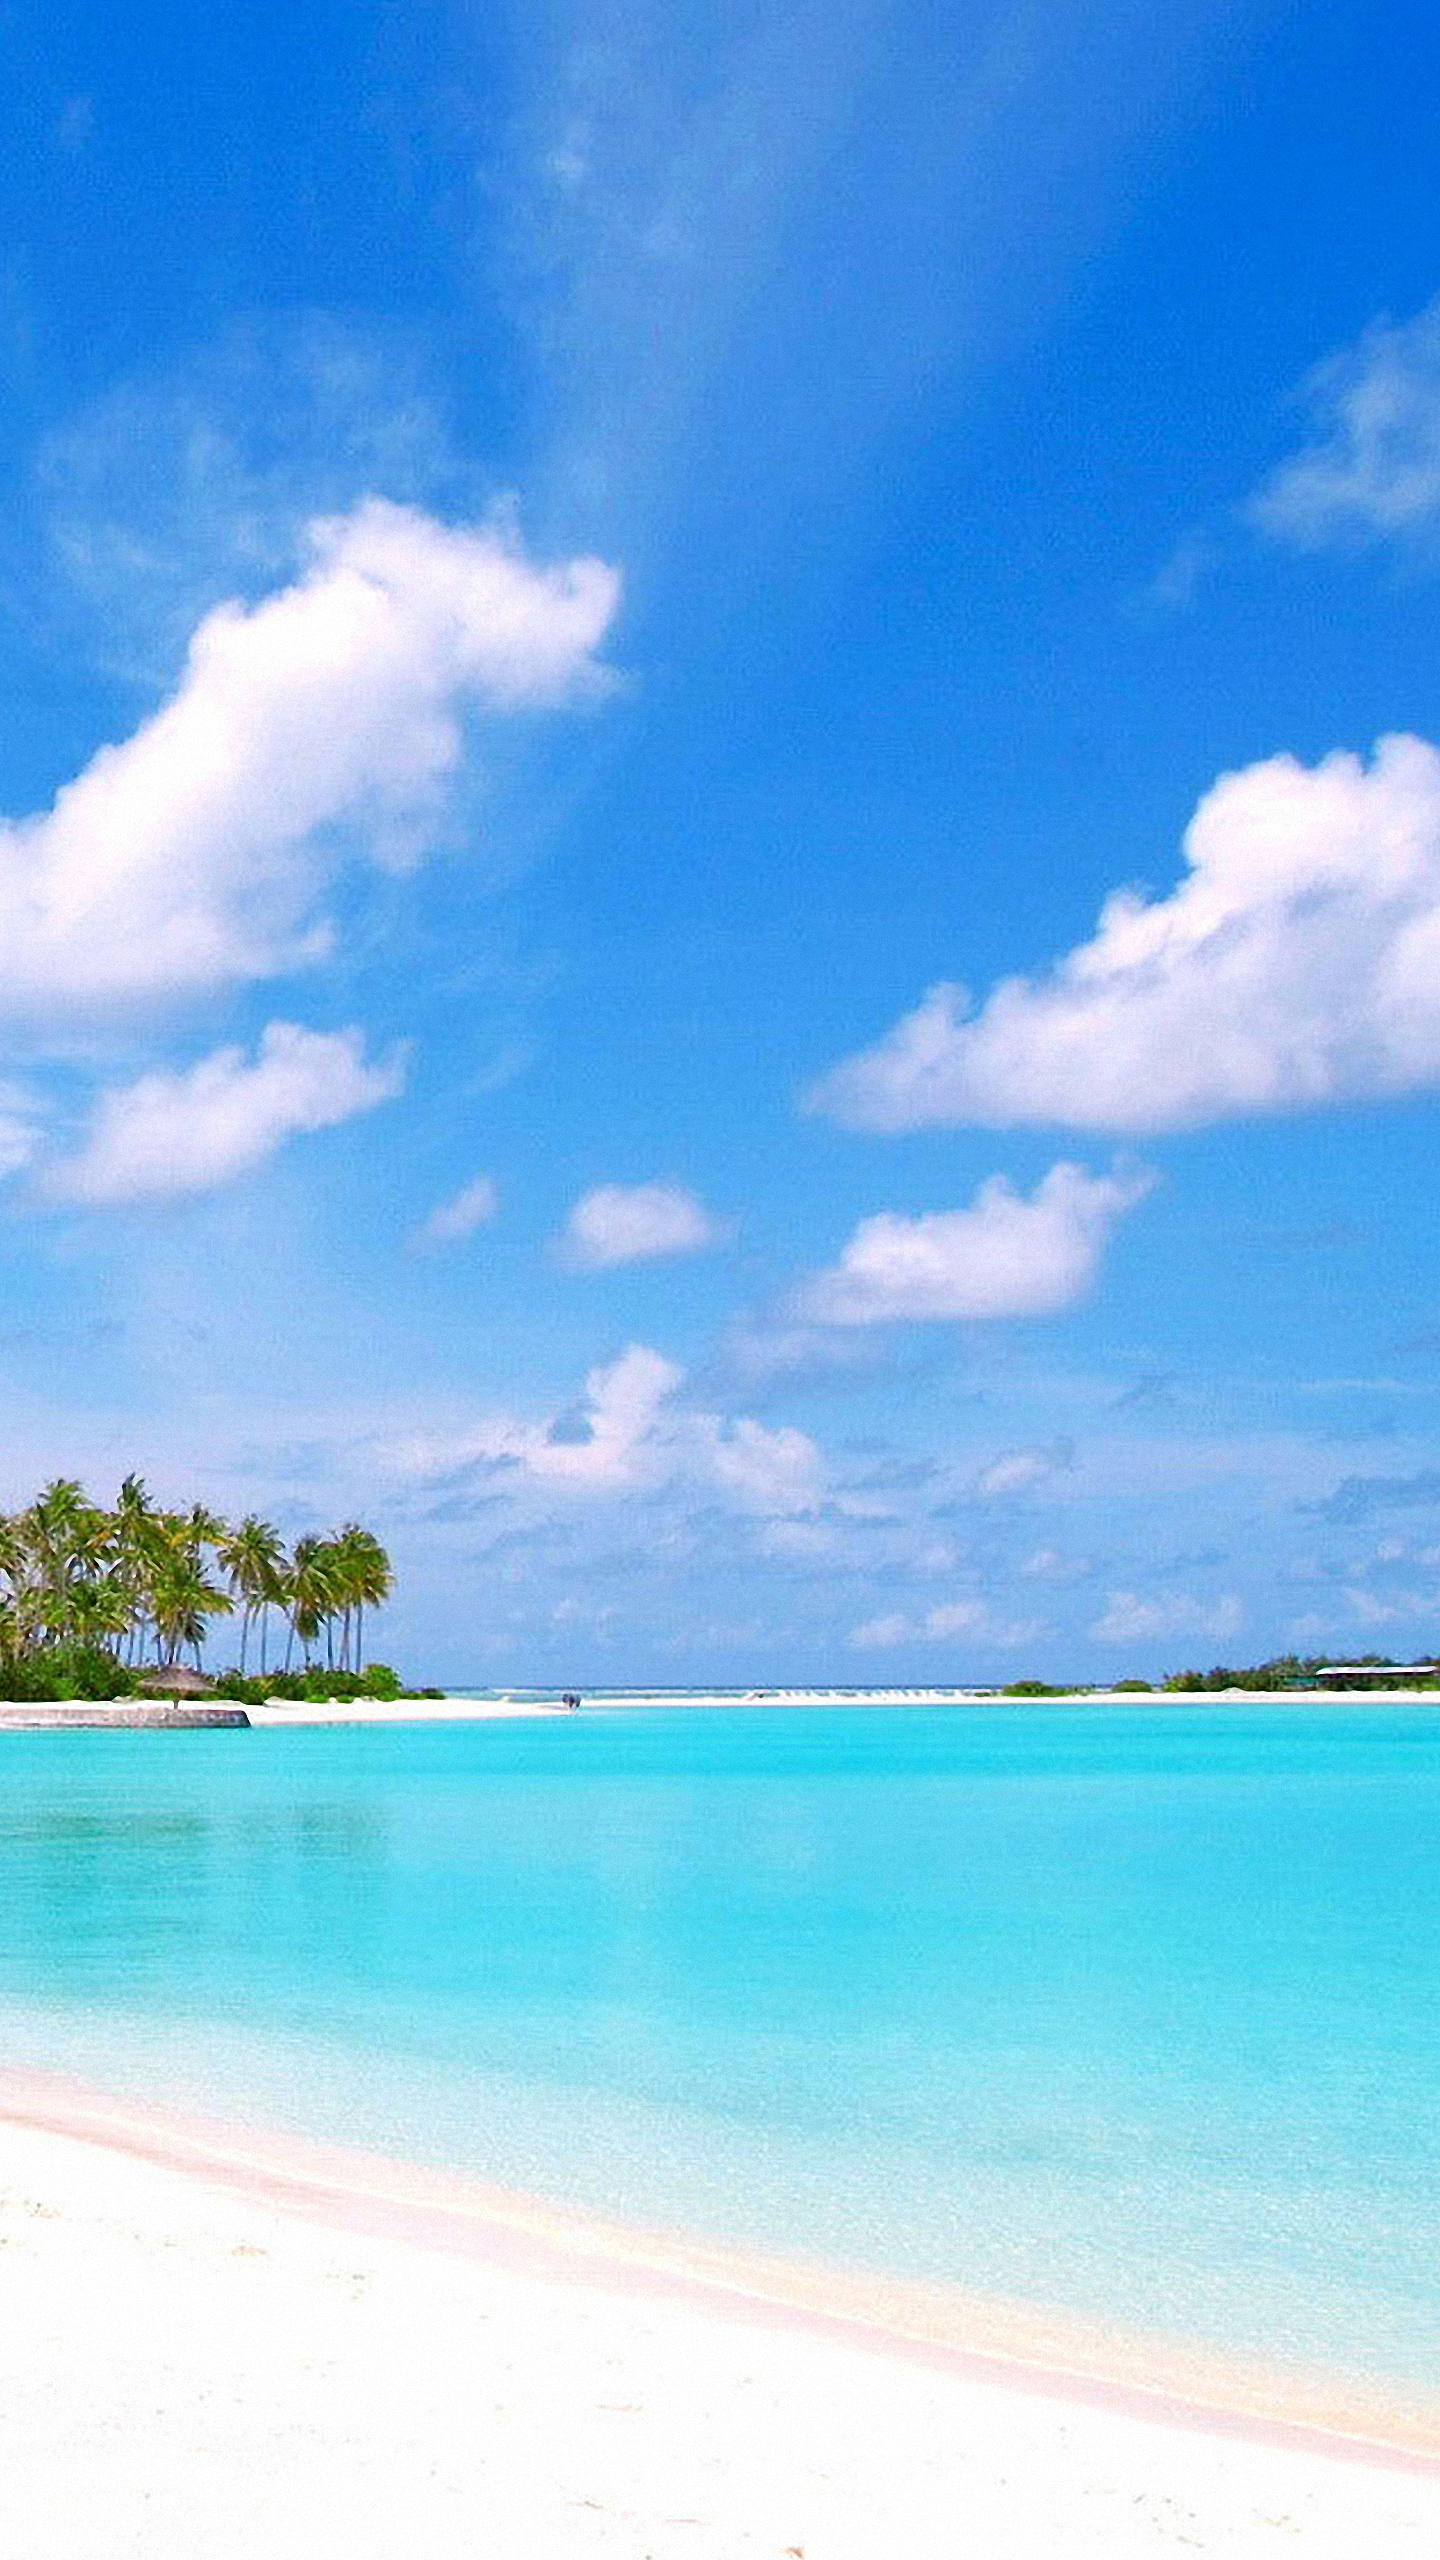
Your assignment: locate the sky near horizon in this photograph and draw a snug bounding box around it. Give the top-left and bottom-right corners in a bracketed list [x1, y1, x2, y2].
[2, 0, 1440, 1681]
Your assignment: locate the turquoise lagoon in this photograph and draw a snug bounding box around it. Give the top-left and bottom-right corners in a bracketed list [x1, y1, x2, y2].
[0, 1702, 1437, 2392]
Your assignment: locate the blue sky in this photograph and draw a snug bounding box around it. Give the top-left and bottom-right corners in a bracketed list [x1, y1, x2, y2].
[2, 0, 1440, 1681]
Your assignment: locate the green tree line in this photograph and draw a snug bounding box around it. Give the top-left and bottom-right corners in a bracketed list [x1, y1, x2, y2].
[1163, 1651, 1440, 1691]
[0, 1476, 395, 1698]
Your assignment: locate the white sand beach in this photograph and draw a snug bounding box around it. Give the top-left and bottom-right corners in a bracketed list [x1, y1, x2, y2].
[0, 2088, 1437, 2559]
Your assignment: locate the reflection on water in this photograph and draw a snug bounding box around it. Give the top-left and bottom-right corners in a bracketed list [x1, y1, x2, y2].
[0, 1788, 388, 1982]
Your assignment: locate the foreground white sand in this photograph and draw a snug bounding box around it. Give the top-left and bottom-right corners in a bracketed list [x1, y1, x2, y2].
[0, 2116, 1436, 2559]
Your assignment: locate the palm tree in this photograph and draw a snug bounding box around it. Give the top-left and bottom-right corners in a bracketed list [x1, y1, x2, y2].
[283, 1535, 339, 1671]
[0, 1513, 39, 1672]
[22, 1479, 111, 1645]
[112, 1475, 160, 1665]
[150, 1552, 233, 1669]
[181, 1502, 227, 1563]
[219, 1517, 288, 1676]
[68, 1568, 132, 1655]
[330, 1524, 394, 1671]
[0, 1474, 395, 1691]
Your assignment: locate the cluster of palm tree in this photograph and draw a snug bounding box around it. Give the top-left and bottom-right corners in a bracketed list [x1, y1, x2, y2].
[0, 1477, 393, 1677]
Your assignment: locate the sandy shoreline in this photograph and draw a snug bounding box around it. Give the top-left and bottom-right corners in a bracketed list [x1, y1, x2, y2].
[0, 2069, 1436, 2556]
[0, 1688, 1435, 1738]
[2, 1687, 1436, 1732]
[0, 1696, 570, 1728]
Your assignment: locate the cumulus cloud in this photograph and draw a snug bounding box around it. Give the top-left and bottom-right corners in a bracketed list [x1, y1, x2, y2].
[561, 1181, 724, 1269]
[47, 1022, 403, 1204]
[393, 1343, 822, 1516]
[1090, 1589, 1243, 1645]
[1251, 297, 1440, 550]
[0, 498, 618, 1018]
[707, 1417, 824, 1515]
[811, 735, 1440, 1134]
[796, 1162, 1150, 1324]
[414, 1174, 500, 1249]
[512, 1344, 686, 1492]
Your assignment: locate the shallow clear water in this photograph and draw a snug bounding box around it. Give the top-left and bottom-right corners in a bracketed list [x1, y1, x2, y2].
[0, 1704, 1437, 2390]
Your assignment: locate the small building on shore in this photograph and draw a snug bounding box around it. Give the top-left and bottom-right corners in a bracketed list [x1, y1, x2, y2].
[1311, 1662, 1439, 1687]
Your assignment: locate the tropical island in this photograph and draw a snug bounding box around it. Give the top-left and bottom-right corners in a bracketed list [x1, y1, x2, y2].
[0, 1476, 420, 1705]
[998, 1652, 1440, 1696]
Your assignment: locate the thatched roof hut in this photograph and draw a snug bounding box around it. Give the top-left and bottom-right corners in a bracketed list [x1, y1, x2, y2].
[136, 1664, 216, 1697]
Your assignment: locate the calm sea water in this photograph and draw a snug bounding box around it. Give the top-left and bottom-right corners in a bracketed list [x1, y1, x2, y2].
[0, 1703, 1437, 2390]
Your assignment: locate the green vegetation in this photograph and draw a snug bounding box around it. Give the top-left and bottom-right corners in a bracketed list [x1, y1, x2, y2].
[0, 1477, 398, 1699]
[1162, 1651, 1440, 1692]
[1001, 1679, 1075, 1697]
[208, 1664, 447, 1707]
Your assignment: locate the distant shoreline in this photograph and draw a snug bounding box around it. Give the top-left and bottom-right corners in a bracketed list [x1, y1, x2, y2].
[2, 1686, 1439, 1730]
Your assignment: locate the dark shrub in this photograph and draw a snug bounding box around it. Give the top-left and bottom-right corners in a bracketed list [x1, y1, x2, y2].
[5, 1643, 136, 1701]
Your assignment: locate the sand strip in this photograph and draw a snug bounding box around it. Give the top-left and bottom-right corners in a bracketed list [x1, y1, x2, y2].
[0, 2069, 1437, 2558]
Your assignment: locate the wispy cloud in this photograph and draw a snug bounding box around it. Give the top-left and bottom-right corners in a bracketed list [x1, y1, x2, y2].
[975, 1440, 1074, 1497]
[811, 734, 1440, 1132]
[34, 315, 490, 683]
[796, 1163, 1150, 1323]
[505, 0, 1250, 585]
[413, 1175, 501, 1250]
[1306, 1467, 1440, 1525]
[1144, 530, 1214, 613]
[1090, 1588, 1243, 1644]
[1022, 1545, 1097, 1583]
[0, 1082, 42, 1180]
[850, 1598, 1042, 1649]
[1250, 295, 1440, 552]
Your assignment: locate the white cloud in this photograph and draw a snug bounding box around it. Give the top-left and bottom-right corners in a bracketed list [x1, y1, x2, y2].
[414, 1174, 500, 1249]
[516, 1344, 686, 1491]
[392, 1341, 822, 1516]
[811, 735, 1440, 1134]
[47, 1022, 404, 1205]
[1251, 297, 1440, 549]
[974, 1441, 1075, 1497]
[561, 1181, 724, 1269]
[1145, 532, 1212, 612]
[1022, 1545, 1096, 1582]
[392, 1342, 685, 1494]
[850, 1598, 1040, 1648]
[0, 498, 618, 1018]
[0, 1084, 41, 1180]
[847, 1614, 904, 1647]
[797, 1162, 1150, 1324]
[706, 1416, 824, 1516]
[37, 316, 488, 686]
[1090, 1589, 1243, 1645]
